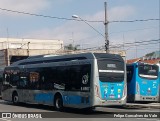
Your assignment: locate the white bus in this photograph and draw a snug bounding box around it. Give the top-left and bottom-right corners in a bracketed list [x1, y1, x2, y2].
[2, 53, 127, 110]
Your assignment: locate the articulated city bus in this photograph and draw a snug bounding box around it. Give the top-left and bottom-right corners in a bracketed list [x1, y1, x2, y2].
[2, 53, 127, 110]
[127, 62, 159, 102]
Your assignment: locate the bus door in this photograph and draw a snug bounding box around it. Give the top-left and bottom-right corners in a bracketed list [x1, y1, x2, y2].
[27, 72, 40, 103]
[2, 67, 22, 101]
[18, 71, 30, 102]
[62, 65, 91, 106]
[29, 69, 54, 105]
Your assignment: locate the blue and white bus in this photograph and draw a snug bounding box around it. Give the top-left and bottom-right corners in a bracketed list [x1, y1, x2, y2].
[127, 62, 159, 102]
[2, 53, 127, 110]
[157, 63, 160, 102]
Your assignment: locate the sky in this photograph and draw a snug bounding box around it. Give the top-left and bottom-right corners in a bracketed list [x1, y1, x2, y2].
[0, 0, 159, 59]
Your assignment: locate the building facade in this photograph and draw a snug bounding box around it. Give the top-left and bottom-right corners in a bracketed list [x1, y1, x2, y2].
[0, 38, 64, 70]
[127, 51, 160, 65]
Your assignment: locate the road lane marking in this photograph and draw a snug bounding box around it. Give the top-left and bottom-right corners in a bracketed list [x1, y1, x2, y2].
[137, 118, 160, 121]
[0, 118, 12, 121]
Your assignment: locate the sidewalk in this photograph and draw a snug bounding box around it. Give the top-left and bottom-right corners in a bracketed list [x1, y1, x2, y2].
[125, 103, 160, 109]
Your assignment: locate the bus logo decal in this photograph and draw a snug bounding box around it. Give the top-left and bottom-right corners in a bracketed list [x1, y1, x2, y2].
[118, 89, 121, 93]
[82, 74, 89, 85]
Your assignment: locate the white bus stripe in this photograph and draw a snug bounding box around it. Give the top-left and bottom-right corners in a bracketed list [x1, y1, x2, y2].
[99, 70, 124, 73]
[139, 74, 157, 78]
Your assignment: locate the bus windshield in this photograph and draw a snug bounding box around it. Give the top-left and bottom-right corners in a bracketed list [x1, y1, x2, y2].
[138, 64, 158, 79]
[97, 59, 124, 82]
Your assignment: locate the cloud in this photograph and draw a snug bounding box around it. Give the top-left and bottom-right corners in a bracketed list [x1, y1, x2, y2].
[79, 5, 135, 22]
[24, 21, 97, 44]
[23, 5, 136, 48]
[23, 19, 105, 50]
[0, 0, 50, 16]
[109, 5, 135, 20]
[109, 27, 159, 60]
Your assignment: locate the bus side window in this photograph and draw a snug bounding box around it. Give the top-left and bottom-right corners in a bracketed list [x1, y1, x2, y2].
[69, 66, 81, 91]
[0, 72, 2, 83]
[40, 67, 57, 90]
[3, 74, 10, 85]
[30, 72, 40, 90]
[18, 77, 28, 88]
[56, 67, 68, 90]
[11, 74, 19, 86]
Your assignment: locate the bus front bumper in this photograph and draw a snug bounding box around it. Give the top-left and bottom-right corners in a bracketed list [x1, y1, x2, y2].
[135, 95, 159, 102]
[94, 96, 127, 107]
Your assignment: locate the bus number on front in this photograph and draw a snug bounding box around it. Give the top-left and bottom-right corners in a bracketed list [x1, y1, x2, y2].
[81, 87, 90, 91]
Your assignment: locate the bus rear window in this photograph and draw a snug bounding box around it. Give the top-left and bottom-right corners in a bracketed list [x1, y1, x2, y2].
[138, 65, 158, 79]
[97, 59, 124, 82]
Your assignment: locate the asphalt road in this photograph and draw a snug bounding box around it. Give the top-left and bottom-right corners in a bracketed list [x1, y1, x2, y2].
[0, 100, 159, 121]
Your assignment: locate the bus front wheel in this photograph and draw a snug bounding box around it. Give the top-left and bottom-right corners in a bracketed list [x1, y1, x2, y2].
[12, 92, 19, 105]
[54, 95, 63, 111]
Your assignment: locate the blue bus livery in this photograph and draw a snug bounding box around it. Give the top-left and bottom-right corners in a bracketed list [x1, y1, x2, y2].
[127, 62, 159, 102]
[2, 53, 127, 110]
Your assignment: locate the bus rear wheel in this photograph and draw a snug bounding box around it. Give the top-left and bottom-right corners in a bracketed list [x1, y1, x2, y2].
[12, 93, 19, 105]
[54, 95, 63, 111]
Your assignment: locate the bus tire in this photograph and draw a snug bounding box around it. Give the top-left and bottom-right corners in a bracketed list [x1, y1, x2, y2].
[83, 107, 95, 113]
[12, 92, 19, 105]
[54, 95, 63, 111]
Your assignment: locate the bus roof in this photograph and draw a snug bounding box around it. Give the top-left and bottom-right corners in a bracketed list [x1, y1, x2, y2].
[11, 52, 123, 66]
[127, 62, 158, 66]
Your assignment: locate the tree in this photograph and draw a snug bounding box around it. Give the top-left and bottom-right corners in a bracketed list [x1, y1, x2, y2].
[64, 44, 80, 51]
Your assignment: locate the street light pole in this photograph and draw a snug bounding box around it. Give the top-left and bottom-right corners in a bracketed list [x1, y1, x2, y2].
[72, 15, 105, 39]
[104, 2, 109, 53]
[72, 2, 109, 53]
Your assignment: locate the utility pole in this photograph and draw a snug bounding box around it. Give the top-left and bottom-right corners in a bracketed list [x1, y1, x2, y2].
[6, 28, 10, 66]
[104, 2, 109, 53]
[27, 42, 30, 56]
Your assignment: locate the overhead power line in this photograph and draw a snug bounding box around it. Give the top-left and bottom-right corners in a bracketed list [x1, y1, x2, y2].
[110, 19, 160, 23]
[121, 39, 159, 45]
[0, 7, 159, 23]
[109, 26, 158, 34]
[110, 39, 160, 47]
[124, 42, 159, 48]
[63, 39, 159, 51]
[0, 8, 102, 23]
[0, 8, 74, 21]
[110, 39, 160, 48]
[109, 42, 159, 50]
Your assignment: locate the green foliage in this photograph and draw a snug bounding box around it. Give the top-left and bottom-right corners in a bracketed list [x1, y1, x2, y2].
[145, 52, 154, 57]
[64, 44, 80, 51]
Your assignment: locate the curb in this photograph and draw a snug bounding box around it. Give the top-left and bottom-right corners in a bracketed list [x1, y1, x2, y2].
[125, 103, 160, 109]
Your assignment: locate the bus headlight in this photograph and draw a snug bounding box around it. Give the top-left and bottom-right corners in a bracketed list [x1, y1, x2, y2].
[136, 82, 140, 94]
[95, 85, 100, 98]
[123, 84, 127, 97]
